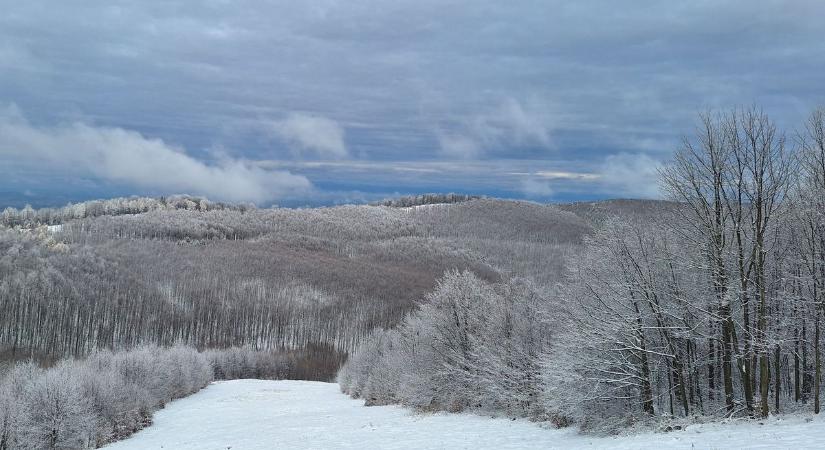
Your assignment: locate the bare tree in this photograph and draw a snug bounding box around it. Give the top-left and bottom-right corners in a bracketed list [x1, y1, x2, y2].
[797, 108, 825, 413]
[661, 112, 737, 413]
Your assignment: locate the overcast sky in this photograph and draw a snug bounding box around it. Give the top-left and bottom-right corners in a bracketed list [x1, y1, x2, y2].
[1, 0, 824, 207]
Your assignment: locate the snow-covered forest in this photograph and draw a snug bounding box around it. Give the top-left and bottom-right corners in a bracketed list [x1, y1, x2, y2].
[341, 107, 825, 430]
[1, 107, 824, 446]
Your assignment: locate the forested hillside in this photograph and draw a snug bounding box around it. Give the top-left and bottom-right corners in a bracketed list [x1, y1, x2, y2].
[0, 195, 592, 376]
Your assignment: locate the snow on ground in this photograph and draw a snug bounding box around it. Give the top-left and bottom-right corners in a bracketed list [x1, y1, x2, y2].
[106, 380, 825, 449]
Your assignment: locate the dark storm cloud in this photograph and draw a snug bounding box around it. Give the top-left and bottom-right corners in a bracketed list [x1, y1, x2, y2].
[1, 0, 823, 204]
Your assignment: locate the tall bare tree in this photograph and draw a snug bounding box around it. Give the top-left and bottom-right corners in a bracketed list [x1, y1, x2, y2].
[661, 112, 737, 413]
[797, 108, 825, 413]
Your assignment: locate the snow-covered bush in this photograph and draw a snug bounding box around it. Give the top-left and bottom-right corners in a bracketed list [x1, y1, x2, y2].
[0, 362, 41, 450]
[17, 365, 96, 449]
[2, 346, 210, 448]
[72, 358, 147, 446]
[340, 329, 403, 405]
[0, 344, 320, 449]
[159, 346, 213, 401]
[340, 271, 551, 417]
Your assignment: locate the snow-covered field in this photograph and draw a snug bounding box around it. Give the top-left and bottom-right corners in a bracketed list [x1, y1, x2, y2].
[105, 379, 825, 449]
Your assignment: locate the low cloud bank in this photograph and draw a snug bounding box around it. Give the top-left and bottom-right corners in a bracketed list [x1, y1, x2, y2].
[0, 106, 311, 204]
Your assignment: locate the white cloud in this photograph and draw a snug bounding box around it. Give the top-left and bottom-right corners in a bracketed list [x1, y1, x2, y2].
[491, 98, 552, 147]
[599, 152, 662, 198]
[0, 106, 311, 204]
[520, 177, 554, 198]
[272, 113, 348, 159]
[436, 132, 481, 159]
[437, 98, 552, 158]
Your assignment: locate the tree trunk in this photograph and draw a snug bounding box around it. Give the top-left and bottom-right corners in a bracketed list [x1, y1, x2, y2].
[722, 314, 735, 413]
[814, 305, 822, 414]
[635, 312, 654, 415]
[774, 344, 781, 412]
[708, 334, 716, 401]
[796, 323, 801, 402]
[760, 352, 769, 417]
[737, 229, 755, 415]
[757, 239, 770, 418]
[803, 317, 811, 401]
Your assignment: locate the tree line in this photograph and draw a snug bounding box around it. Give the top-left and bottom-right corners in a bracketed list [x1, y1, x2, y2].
[1, 195, 246, 228]
[371, 193, 482, 208]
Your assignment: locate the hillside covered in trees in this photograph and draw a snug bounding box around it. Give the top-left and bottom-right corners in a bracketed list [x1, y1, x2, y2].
[0, 194, 594, 375]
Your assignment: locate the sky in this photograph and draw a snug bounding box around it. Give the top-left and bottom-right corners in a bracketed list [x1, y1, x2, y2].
[1, 0, 824, 208]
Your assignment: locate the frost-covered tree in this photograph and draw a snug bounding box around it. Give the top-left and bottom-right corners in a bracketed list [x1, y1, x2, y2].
[17, 366, 96, 450]
[340, 271, 550, 417]
[542, 217, 709, 428]
[0, 362, 41, 450]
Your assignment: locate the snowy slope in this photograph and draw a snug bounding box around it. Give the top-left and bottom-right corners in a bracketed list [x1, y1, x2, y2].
[105, 380, 825, 449]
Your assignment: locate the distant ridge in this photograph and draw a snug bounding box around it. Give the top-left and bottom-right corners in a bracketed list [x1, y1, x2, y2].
[370, 193, 483, 208]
